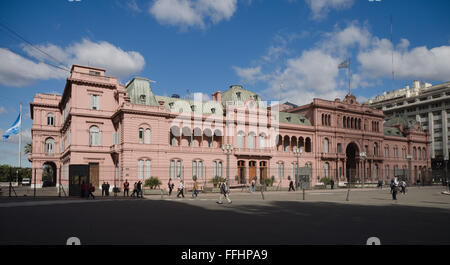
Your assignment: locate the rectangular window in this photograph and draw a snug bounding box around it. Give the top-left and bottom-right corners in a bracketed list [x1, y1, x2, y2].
[145, 160, 151, 180]
[192, 161, 197, 178]
[218, 162, 223, 177]
[213, 161, 217, 177]
[67, 131, 71, 147]
[170, 160, 175, 179]
[90, 95, 100, 110]
[177, 160, 182, 178]
[198, 161, 203, 179]
[138, 160, 143, 180]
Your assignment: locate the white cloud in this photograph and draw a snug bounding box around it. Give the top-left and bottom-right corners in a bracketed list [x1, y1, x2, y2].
[0, 106, 8, 114]
[0, 48, 67, 86]
[263, 49, 347, 105]
[358, 38, 450, 81]
[305, 0, 354, 20]
[0, 39, 146, 86]
[149, 0, 237, 29]
[233, 66, 267, 83]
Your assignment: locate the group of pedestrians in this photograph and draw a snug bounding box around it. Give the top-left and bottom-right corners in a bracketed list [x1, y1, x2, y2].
[122, 179, 143, 198]
[390, 176, 408, 200]
[166, 178, 200, 198]
[80, 181, 95, 199]
[101, 182, 111, 196]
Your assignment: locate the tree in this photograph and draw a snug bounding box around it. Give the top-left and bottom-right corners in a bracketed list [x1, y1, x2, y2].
[24, 142, 32, 155]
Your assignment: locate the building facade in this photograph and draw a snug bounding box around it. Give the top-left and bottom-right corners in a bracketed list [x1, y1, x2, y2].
[29, 65, 430, 192]
[368, 80, 450, 172]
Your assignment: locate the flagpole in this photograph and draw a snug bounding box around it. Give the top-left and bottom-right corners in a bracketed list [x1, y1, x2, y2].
[19, 103, 22, 169]
[348, 58, 351, 94]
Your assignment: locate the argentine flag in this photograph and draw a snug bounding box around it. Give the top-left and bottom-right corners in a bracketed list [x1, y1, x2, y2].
[2, 112, 21, 142]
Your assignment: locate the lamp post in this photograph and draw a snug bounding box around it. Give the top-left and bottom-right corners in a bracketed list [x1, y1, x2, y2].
[293, 147, 304, 200]
[407, 154, 412, 185]
[222, 144, 233, 190]
[360, 152, 367, 188]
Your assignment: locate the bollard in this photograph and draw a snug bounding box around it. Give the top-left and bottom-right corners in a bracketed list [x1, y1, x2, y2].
[302, 188, 305, 200]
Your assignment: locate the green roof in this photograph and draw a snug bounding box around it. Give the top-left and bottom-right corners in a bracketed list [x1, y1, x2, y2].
[383, 126, 403, 137]
[154, 95, 223, 116]
[125, 77, 159, 106]
[278, 112, 311, 125]
[384, 116, 419, 130]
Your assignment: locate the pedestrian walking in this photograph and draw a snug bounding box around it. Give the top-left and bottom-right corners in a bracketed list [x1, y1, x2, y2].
[377, 179, 383, 189]
[217, 180, 232, 204]
[123, 179, 130, 197]
[330, 179, 335, 189]
[131, 182, 138, 197]
[192, 180, 199, 198]
[137, 181, 142, 198]
[251, 178, 255, 193]
[168, 179, 174, 196]
[81, 181, 86, 198]
[87, 183, 95, 200]
[288, 179, 295, 191]
[392, 176, 399, 200]
[177, 180, 185, 198]
[400, 180, 407, 195]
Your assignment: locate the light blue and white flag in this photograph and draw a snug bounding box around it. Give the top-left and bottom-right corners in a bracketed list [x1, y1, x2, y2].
[2, 112, 21, 142]
[338, 59, 350, 69]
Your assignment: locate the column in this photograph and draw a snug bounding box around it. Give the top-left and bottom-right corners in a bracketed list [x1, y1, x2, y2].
[442, 110, 448, 161]
[428, 112, 435, 159]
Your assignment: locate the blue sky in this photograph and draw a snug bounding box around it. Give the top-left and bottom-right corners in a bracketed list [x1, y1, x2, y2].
[0, 0, 449, 167]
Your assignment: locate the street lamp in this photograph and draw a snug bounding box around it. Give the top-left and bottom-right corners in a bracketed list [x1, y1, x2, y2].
[222, 144, 233, 190]
[360, 152, 367, 188]
[406, 154, 413, 185]
[293, 147, 304, 200]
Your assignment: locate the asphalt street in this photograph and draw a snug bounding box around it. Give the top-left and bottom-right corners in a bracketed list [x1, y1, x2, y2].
[0, 186, 449, 245]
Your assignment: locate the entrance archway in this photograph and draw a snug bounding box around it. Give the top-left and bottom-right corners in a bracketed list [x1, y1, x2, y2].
[259, 161, 267, 184]
[42, 162, 57, 187]
[237, 160, 246, 184]
[346, 143, 359, 183]
[249, 161, 257, 183]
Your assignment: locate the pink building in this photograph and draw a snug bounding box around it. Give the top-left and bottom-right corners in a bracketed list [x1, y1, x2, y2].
[29, 65, 430, 193]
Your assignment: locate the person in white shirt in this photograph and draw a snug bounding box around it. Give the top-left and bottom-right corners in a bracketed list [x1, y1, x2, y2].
[177, 180, 185, 198]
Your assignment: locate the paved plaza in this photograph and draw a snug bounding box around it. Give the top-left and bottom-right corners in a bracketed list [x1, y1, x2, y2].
[0, 186, 449, 245]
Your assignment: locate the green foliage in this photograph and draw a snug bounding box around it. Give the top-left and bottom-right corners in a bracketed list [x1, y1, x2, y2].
[320, 177, 332, 185]
[209, 176, 226, 186]
[144, 176, 162, 189]
[0, 165, 32, 182]
[264, 178, 274, 187]
[24, 143, 32, 155]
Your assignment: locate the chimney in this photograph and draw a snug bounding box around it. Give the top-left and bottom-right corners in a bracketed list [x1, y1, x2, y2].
[212, 91, 222, 102]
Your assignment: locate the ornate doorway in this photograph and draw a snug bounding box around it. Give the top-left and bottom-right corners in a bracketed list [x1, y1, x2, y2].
[237, 160, 246, 184]
[259, 161, 267, 184]
[249, 161, 256, 183]
[346, 142, 359, 184]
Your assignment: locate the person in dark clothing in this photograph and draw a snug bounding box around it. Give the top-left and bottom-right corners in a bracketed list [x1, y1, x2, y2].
[106, 182, 110, 196]
[168, 179, 174, 196]
[392, 176, 399, 200]
[137, 181, 142, 198]
[289, 180, 295, 191]
[131, 182, 138, 197]
[102, 182, 107, 196]
[123, 180, 130, 197]
[330, 179, 335, 189]
[81, 181, 86, 198]
[87, 183, 95, 200]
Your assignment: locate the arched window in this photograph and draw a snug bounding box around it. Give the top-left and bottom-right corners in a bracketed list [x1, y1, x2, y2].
[139, 128, 144, 143]
[305, 137, 312, 152]
[144, 129, 150, 144]
[328, 115, 331, 126]
[283, 136, 290, 152]
[422, 148, 426, 160]
[237, 131, 244, 148]
[138, 160, 144, 179]
[89, 126, 101, 146]
[248, 132, 255, 149]
[259, 133, 265, 149]
[324, 162, 329, 178]
[45, 138, 55, 154]
[323, 138, 329, 153]
[343, 117, 346, 128]
[47, 113, 54, 126]
[373, 143, 378, 156]
[213, 161, 223, 178]
[413, 147, 417, 160]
